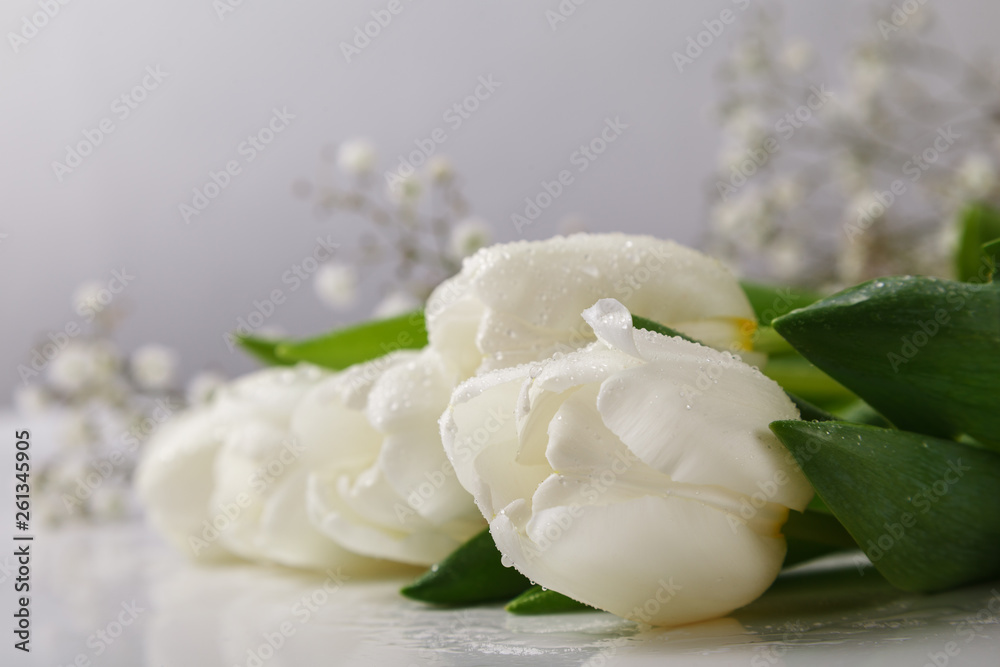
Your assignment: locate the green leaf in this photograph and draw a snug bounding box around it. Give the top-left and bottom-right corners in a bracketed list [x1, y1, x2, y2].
[956, 203, 1000, 283]
[761, 355, 856, 408]
[235, 335, 295, 367]
[505, 586, 596, 615]
[781, 539, 849, 569]
[782, 509, 857, 549]
[277, 310, 428, 371]
[631, 315, 699, 344]
[740, 282, 824, 326]
[771, 420, 1000, 592]
[787, 394, 837, 423]
[772, 277, 1000, 450]
[400, 529, 531, 605]
[753, 326, 796, 356]
[984, 237, 1000, 280]
[780, 510, 857, 568]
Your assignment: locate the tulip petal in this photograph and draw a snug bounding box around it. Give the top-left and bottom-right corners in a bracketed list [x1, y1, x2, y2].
[596, 345, 812, 510]
[491, 495, 786, 626]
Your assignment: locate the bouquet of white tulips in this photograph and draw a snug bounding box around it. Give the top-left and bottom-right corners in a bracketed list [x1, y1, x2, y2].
[138, 222, 1000, 627]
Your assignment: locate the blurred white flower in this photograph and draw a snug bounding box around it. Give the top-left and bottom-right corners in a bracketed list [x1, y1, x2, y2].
[90, 486, 128, 520]
[781, 39, 814, 72]
[60, 410, 92, 448]
[13, 385, 48, 415]
[954, 154, 997, 200]
[72, 281, 108, 317]
[711, 190, 768, 243]
[373, 291, 422, 319]
[314, 262, 358, 310]
[849, 49, 887, 100]
[768, 238, 805, 281]
[51, 456, 91, 489]
[425, 155, 454, 184]
[834, 154, 870, 196]
[447, 217, 493, 260]
[723, 107, 767, 147]
[186, 371, 227, 405]
[770, 178, 803, 209]
[130, 344, 178, 391]
[386, 174, 422, 203]
[336, 138, 377, 176]
[47, 342, 108, 393]
[732, 39, 767, 74]
[440, 299, 811, 627]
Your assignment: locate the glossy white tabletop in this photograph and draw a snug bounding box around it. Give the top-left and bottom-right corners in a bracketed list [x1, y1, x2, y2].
[0, 523, 994, 667]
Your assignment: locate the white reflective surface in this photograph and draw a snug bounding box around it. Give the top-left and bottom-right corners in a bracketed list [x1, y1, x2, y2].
[5, 523, 999, 667]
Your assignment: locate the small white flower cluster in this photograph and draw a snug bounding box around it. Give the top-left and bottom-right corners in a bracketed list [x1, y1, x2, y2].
[708, 3, 1000, 288]
[297, 139, 494, 318]
[14, 286, 219, 526]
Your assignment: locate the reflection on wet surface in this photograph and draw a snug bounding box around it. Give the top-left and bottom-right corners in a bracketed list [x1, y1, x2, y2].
[27, 525, 1000, 666]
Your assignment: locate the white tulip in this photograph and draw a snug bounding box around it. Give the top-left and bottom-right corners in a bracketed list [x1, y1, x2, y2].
[303, 348, 485, 566]
[138, 358, 483, 571]
[426, 233, 758, 381]
[138, 365, 376, 571]
[440, 299, 812, 627]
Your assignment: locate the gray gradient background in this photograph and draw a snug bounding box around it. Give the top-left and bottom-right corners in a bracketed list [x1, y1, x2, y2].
[2, 0, 996, 399]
